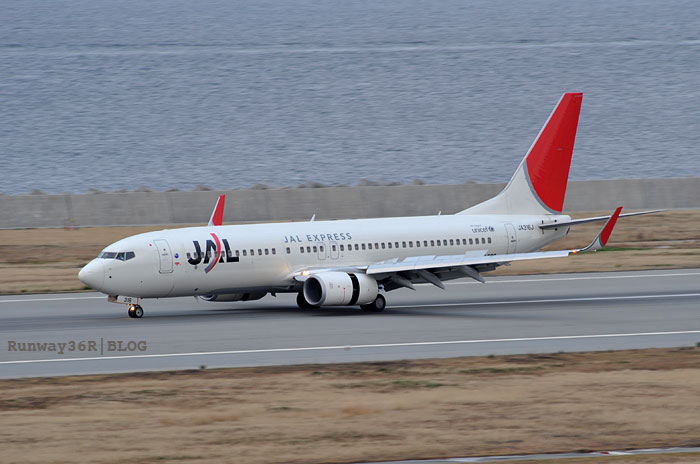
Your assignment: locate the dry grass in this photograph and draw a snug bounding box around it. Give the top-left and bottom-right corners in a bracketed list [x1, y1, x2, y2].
[1, 348, 700, 463]
[1, 210, 699, 293]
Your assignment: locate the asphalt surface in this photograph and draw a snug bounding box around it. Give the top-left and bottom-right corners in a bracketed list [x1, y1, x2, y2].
[1, 269, 699, 379]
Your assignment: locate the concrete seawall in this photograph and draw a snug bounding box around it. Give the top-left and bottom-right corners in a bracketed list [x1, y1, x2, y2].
[1, 178, 698, 229]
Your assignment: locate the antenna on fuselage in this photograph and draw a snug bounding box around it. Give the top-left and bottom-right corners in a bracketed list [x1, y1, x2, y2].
[310, 214, 316, 222]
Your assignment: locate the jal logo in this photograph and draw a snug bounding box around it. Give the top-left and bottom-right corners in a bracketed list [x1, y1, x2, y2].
[187, 233, 239, 273]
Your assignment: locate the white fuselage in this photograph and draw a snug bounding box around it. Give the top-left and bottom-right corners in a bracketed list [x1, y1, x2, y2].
[81, 213, 570, 299]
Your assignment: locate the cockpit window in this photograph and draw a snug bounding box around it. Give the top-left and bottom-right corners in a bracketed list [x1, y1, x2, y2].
[99, 251, 135, 260]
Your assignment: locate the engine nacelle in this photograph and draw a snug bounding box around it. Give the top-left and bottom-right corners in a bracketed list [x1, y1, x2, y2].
[303, 272, 378, 306]
[199, 292, 266, 302]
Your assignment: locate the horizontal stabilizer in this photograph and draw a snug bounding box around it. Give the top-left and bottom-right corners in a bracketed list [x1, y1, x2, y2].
[540, 209, 664, 230]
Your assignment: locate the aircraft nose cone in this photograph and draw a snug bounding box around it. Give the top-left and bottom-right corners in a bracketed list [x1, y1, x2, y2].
[78, 260, 104, 290]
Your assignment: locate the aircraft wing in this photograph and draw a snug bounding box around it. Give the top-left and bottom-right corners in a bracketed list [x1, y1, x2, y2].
[293, 207, 623, 291]
[366, 249, 571, 275]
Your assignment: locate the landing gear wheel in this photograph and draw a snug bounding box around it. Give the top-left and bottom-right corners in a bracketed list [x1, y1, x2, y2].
[128, 304, 144, 318]
[296, 292, 319, 309]
[361, 294, 386, 312]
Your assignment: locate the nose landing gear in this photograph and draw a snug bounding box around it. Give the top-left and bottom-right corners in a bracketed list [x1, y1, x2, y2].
[128, 304, 144, 318]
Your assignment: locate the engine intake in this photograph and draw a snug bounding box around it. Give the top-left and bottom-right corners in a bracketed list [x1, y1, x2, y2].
[303, 272, 378, 306]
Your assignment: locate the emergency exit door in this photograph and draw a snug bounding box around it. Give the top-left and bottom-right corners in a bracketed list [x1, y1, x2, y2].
[154, 239, 173, 274]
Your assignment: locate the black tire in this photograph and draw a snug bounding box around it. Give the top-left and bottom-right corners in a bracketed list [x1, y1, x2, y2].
[361, 294, 386, 312]
[133, 305, 144, 318]
[128, 306, 135, 318]
[296, 292, 318, 309]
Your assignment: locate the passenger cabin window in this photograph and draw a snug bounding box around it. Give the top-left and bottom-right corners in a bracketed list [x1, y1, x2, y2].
[286, 247, 291, 254]
[319, 245, 324, 252]
[381, 243, 385, 249]
[243, 250, 247, 256]
[388, 242, 392, 249]
[361, 244, 366, 250]
[368, 243, 372, 250]
[307, 246, 311, 253]
[272, 248, 276, 255]
[487, 237, 492, 244]
[469, 238, 473, 245]
[409, 241, 413, 247]
[264, 249, 269, 255]
[402, 241, 406, 248]
[355, 244, 359, 250]
[300, 247, 304, 253]
[250, 249, 255, 256]
[424, 241, 428, 247]
[332, 245, 336, 251]
[394, 242, 399, 248]
[481, 238, 486, 244]
[340, 244, 345, 251]
[312, 246, 317, 253]
[430, 240, 435, 246]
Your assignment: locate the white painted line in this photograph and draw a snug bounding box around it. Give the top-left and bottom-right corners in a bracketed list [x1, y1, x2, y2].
[447, 271, 700, 285]
[391, 292, 700, 308]
[2, 329, 699, 366]
[360, 446, 700, 463]
[0, 296, 104, 303]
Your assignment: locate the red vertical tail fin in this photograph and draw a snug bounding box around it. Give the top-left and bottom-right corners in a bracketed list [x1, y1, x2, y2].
[208, 195, 226, 226]
[459, 93, 583, 215]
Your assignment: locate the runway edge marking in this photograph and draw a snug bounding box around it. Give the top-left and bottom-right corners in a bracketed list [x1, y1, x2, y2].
[392, 292, 700, 308]
[2, 329, 700, 366]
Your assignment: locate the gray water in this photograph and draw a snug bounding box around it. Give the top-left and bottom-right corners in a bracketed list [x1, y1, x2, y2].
[1, 0, 699, 195]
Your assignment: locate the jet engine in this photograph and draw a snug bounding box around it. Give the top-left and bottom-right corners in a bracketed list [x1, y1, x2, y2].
[199, 292, 266, 302]
[303, 272, 378, 306]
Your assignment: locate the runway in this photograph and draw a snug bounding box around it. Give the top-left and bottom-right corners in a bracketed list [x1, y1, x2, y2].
[1, 269, 699, 379]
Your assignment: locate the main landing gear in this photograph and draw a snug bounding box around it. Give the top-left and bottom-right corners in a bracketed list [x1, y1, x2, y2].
[361, 294, 386, 312]
[128, 304, 144, 318]
[296, 292, 387, 312]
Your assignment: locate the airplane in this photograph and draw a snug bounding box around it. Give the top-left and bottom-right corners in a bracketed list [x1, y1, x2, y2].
[78, 92, 659, 318]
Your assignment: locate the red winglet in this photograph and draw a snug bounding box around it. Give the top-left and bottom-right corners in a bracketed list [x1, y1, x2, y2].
[577, 206, 623, 253]
[208, 194, 226, 226]
[600, 206, 622, 246]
